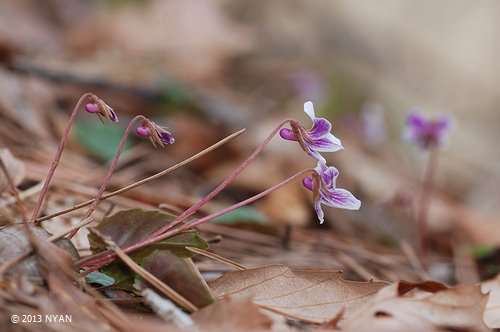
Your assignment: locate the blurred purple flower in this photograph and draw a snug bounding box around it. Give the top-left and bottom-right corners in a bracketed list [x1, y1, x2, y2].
[136, 119, 174, 147]
[303, 161, 361, 224]
[403, 109, 453, 149]
[280, 101, 343, 162]
[289, 71, 325, 103]
[361, 102, 386, 146]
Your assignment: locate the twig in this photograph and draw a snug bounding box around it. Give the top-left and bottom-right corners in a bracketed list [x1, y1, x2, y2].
[400, 239, 429, 280]
[142, 289, 197, 329]
[35, 129, 246, 223]
[88, 227, 198, 313]
[0, 159, 28, 222]
[0, 180, 43, 208]
[186, 247, 247, 270]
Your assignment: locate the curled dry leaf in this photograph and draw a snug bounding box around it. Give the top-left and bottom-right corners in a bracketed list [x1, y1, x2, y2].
[192, 296, 273, 330]
[481, 273, 500, 329]
[342, 281, 490, 331]
[0, 148, 25, 192]
[0, 224, 79, 284]
[209, 264, 389, 324]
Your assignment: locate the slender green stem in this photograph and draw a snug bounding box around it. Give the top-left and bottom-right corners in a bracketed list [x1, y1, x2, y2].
[68, 115, 145, 238]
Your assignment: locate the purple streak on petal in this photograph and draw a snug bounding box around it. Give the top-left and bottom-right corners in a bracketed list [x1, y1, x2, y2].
[309, 118, 332, 139]
[308, 135, 344, 152]
[322, 188, 361, 210]
[314, 201, 325, 224]
[159, 132, 175, 144]
[136, 126, 150, 137]
[302, 177, 313, 191]
[320, 164, 339, 188]
[279, 128, 297, 141]
[406, 110, 428, 131]
[85, 103, 99, 113]
[108, 107, 119, 122]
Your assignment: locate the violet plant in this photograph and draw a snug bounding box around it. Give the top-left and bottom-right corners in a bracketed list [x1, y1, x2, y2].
[77, 101, 361, 274]
[403, 109, 453, 254]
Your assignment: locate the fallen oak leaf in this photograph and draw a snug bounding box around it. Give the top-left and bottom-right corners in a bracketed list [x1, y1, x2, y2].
[209, 264, 389, 324]
[342, 281, 490, 331]
[481, 273, 500, 329]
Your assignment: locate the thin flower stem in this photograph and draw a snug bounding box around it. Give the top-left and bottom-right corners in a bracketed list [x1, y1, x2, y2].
[417, 144, 439, 256]
[68, 115, 145, 239]
[0, 159, 28, 222]
[148, 119, 293, 239]
[35, 129, 245, 223]
[76, 167, 313, 274]
[30, 92, 93, 224]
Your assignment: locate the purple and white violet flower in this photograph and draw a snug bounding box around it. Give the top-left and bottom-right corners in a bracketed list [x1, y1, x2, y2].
[403, 109, 453, 150]
[136, 119, 175, 147]
[303, 161, 361, 224]
[280, 101, 343, 162]
[85, 95, 118, 123]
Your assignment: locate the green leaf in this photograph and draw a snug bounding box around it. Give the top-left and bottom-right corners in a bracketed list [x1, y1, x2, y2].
[85, 271, 115, 287]
[73, 121, 132, 162]
[212, 206, 268, 225]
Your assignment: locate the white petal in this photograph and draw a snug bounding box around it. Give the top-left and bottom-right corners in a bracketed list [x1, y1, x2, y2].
[303, 101, 315, 121]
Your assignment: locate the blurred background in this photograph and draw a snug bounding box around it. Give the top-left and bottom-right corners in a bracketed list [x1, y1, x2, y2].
[1, 0, 499, 283]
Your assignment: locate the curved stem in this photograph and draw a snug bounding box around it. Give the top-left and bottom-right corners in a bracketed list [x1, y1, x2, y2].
[30, 92, 93, 224]
[68, 115, 145, 238]
[34, 129, 245, 223]
[417, 144, 439, 256]
[148, 119, 293, 239]
[76, 167, 313, 274]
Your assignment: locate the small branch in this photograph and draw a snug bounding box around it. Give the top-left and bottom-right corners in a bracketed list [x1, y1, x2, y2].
[35, 128, 246, 223]
[88, 228, 198, 313]
[186, 247, 247, 270]
[0, 159, 28, 222]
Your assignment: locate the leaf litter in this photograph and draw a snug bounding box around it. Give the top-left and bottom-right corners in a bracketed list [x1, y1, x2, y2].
[0, 2, 499, 331]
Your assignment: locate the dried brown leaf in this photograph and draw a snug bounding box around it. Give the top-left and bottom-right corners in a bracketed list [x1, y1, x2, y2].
[343, 282, 490, 331]
[209, 264, 388, 324]
[481, 273, 500, 329]
[0, 148, 25, 192]
[192, 296, 273, 330]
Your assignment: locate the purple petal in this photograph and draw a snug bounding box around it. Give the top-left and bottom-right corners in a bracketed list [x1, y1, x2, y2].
[406, 110, 428, 131]
[85, 103, 99, 114]
[321, 188, 361, 210]
[136, 126, 150, 137]
[434, 115, 453, 132]
[309, 118, 332, 139]
[307, 149, 326, 163]
[307, 134, 343, 152]
[159, 132, 175, 145]
[302, 177, 313, 191]
[314, 201, 325, 224]
[279, 128, 297, 141]
[108, 107, 119, 122]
